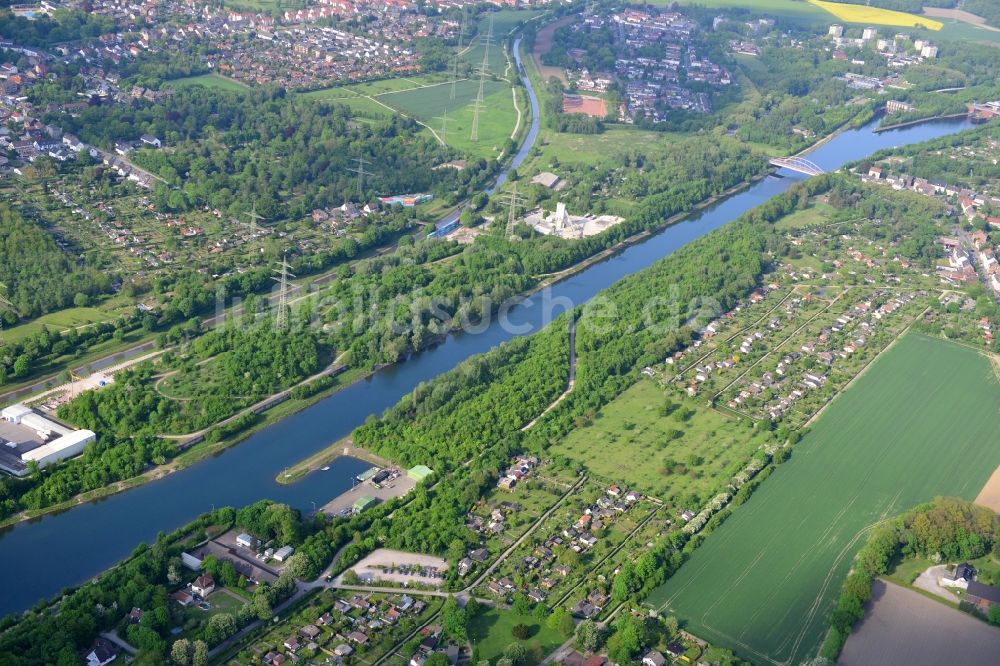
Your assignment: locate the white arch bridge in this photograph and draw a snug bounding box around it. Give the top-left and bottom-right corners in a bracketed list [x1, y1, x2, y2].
[769, 156, 825, 176]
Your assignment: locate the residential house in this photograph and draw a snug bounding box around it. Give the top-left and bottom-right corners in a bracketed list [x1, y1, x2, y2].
[299, 624, 321, 641]
[84, 638, 119, 666]
[348, 631, 369, 645]
[171, 590, 194, 607]
[642, 651, 665, 666]
[941, 563, 975, 589]
[191, 574, 215, 597]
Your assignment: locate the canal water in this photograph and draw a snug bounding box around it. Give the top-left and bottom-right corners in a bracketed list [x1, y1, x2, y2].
[0, 115, 973, 617]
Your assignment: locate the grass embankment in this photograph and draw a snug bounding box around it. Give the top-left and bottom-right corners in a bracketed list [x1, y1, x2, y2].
[648, 333, 1000, 664]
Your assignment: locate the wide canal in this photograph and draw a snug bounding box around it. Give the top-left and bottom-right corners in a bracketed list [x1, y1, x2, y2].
[0, 115, 973, 616]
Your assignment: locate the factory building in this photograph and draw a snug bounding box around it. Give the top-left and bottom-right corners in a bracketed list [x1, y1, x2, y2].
[0, 404, 96, 476]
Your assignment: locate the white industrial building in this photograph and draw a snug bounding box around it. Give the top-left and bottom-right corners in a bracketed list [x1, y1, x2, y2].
[0, 404, 96, 476]
[524, 202, 625, 240]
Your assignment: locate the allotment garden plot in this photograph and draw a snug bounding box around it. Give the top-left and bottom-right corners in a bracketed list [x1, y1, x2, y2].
[669, 216, 940, 428]
[647, 333, 1000, 665]
[472, 475, 666, 623]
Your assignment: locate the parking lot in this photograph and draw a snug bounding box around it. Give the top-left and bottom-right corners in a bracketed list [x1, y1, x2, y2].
[337, 549, 448, 587]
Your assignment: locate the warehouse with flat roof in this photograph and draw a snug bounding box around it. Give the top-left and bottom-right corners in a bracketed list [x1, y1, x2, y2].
[0, 404, 96, 476]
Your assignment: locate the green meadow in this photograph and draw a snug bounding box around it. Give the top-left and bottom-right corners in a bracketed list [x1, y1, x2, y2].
[167, 73, 249, 92]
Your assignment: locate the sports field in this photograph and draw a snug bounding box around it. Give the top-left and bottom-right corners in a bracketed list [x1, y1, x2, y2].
[808, 0, 942, 30]
[647, 333, 1000, 665]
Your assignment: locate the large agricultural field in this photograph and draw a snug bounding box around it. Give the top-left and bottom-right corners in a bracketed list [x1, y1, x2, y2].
[666, 0, 1000, 44]
[807, 0, 941, 30]
[647, 333, 1000, 665]
[549, 379, 772, 504]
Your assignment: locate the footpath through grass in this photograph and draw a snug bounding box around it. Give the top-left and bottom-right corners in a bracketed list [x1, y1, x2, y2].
[647, 333, 1000, 665]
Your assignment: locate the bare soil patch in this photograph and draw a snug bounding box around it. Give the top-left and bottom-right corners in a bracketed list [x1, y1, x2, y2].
[533, 15, 574, 85]
[975, 463, 1000, 513]
[563, 94, 607, 118]
[839, 580, 1000, 666]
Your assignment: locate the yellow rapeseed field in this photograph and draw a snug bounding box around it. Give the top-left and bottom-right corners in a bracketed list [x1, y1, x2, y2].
[808, 0, 943, 30]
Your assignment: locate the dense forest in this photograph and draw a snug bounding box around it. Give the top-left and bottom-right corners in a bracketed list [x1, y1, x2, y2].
[0, 204, 112, 319]
[58, 320, 326, 437]
[727, 46, 874, 151]
[0, 8, 114, 46]
[53, 87, 479, 220]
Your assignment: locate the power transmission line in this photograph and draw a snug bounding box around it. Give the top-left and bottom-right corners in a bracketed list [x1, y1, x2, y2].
[451, 10, 467, 100]
[245, 201, 265, 236]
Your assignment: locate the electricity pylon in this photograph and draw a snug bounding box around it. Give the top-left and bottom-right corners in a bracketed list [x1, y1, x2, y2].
[349, 155, 371, 200]
[470, 14, 494, 143]
[245, 202, 265, 236]
[433, 109, 455, 147]
[272, 254, 295, 329]
[504, 184, 527, 240]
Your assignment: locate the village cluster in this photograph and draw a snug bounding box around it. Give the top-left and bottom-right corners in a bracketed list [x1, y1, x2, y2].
[559, 6, 731, 121]
[256, 590, 440, 666]
[858, 138, 1000, 303]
